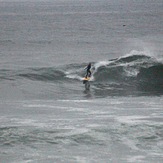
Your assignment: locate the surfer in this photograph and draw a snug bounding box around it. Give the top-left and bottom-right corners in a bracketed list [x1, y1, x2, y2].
[85, 62, 91, 78]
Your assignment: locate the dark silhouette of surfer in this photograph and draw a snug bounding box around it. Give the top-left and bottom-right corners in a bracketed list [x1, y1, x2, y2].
[85, 62, 91, 78]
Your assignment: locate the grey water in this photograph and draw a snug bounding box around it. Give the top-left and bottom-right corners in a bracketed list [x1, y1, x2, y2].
[0, 0, 163, 162]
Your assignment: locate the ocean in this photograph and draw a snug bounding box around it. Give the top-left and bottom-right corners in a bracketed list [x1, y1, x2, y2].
[0, 0, 163, 162]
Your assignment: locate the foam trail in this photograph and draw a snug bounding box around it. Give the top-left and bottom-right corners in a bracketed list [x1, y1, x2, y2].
[66, 74, 83, 81]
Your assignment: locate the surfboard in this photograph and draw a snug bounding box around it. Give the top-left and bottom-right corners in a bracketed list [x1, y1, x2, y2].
[83, 77, 90, 81]
[83, 77, 90, 84]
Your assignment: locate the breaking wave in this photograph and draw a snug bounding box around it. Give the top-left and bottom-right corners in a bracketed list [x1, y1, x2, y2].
[91, 51, 163, 96]
[0, 50, 163, 96]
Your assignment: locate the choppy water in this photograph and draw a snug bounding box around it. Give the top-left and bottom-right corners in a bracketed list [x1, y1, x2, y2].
[0, 0, 163, 162]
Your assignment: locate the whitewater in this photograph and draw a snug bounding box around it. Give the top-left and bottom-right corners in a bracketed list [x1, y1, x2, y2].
[0, 0, 163, 162]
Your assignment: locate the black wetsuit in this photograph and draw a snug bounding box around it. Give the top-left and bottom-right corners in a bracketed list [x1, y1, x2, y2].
[85, 64, 91, 78]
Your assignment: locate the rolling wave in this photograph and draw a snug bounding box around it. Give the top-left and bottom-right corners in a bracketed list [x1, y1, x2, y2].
[18, 68, 65, 82]
[92, 52, 163, 95]
[94, 53, 162, 83]
[0, 51, 163, 96]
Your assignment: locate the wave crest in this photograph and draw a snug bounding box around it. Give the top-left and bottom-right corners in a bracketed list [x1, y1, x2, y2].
[92, 52, 163, 95]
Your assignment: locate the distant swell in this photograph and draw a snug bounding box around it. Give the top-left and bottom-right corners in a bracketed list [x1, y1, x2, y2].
[18, 68, 65, 82]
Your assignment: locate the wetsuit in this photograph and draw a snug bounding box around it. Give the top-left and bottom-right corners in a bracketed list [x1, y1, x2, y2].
[85, 63, 91, 78]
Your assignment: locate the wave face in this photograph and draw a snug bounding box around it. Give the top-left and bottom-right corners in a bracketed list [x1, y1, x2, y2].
[1, 51, 163, 97]
[92, 52, 163, 96]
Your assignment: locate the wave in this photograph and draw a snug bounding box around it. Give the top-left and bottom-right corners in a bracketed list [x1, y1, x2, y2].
[18, 68, 65, 82]
[92, 52, 163, 95]
[0, 51, 163, 96]
[94, 53, 162, 83]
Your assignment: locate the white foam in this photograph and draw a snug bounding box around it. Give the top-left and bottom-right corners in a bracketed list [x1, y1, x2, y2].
[127, 155, 145, 162]
[116, 116, 149, 124]
[23, 104, 56, 108]
[57, 99, 91, 103]
[123, 66, 139, 77]
[66, 71, 94, 81]
[121, 137, 139, 150]
[124, 50, 151, 57]
[94, 60, 110, 69]
[66, 74, 83, 81]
